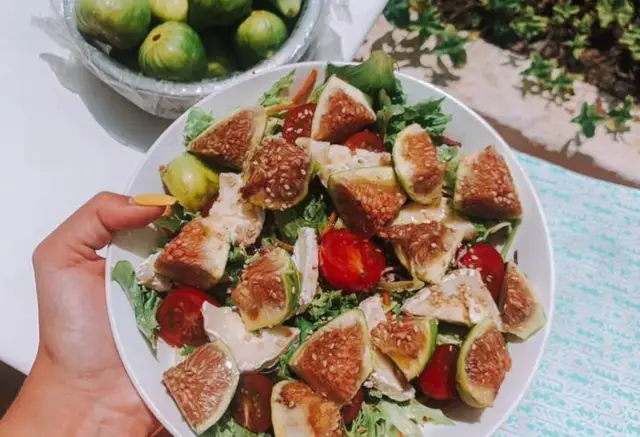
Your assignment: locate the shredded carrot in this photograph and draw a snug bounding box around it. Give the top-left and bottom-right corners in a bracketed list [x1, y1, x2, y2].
[292, 69, 318, 104]
[322, 212, 338, 237]
[265, 102, 299, 116]
[382, 289, 391, 307]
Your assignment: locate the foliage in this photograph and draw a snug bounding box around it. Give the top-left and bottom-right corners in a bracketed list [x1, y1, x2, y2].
[621, 25, 640, 61]
[605, 96, 636, 133]
[510, 6, 548, 41]
[433, 25, 471, 67]
[572, 102, 604, 138]
[552, 1, 580, 25]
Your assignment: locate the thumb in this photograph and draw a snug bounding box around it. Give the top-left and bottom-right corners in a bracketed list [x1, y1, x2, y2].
[36, 192, 165, 263]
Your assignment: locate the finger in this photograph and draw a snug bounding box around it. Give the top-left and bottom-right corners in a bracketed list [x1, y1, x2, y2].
[42, 192, 165, 255]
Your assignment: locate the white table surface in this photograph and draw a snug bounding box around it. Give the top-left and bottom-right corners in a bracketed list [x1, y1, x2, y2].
[0, 0, 385, 374]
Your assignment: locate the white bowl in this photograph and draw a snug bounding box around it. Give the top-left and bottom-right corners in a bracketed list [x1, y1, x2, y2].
[106, 63, 555, 437]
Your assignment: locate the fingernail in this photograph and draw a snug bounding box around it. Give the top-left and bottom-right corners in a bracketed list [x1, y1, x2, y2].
[132, 194, 177, 207]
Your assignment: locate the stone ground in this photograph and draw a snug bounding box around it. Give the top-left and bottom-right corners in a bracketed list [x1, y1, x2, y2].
[357, 17, 640, 189]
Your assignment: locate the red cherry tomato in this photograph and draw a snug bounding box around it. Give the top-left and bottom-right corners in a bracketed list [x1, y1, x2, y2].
[458, 243, 505, 301]
[156, 286, 220, 347]
[283, 103, 316, 144]
[344, 130, 385, 152]
[231, 373, 274, 433]
[341, 388, 364, 425]
[319, 229, 386, 292]
[418, 344, 459, 400]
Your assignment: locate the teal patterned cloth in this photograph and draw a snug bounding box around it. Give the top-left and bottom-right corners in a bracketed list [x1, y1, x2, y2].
[497, 153, 640, 437]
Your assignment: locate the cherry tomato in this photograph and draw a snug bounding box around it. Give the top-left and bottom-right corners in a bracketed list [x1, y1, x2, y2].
[458, 243, 505, 301]
[418, 344, 459, 400]
[156, 286, 219, 348]
[231, 373, 274, 433]
[283, 103, 316, 144]
[341, 388, 364, 425]
[319, 229, 386, 292]
[344, 130, 385, 152]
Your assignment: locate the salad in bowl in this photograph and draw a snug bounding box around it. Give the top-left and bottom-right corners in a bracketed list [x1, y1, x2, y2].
[108, 51, 553, 437]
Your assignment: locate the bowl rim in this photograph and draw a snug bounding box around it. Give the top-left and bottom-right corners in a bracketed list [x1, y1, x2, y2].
[105, 61, 556, 437]
[61, 0, 325, 97]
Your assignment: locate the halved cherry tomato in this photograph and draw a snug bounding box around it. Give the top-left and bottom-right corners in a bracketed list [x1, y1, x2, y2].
[231, 373, 274, 433]
[319, 229, 385, 292]
[418, 344, 459, 400]
[283, 103, 316, 144]
[156, 286, 220, 347]
[344, 130, 385, 152]
[341, 388, 364, 425]
[458, 243, 505, 301]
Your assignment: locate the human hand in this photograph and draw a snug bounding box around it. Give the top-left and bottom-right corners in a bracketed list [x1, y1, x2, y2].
[0, 193, 167, 437]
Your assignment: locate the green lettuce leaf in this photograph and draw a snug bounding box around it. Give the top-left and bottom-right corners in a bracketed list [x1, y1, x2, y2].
[327, 51, 397, 95]
[308, 81, 328, 104]
[273, 195, 329, 244]
[183, 108, 215, 145]
[385, 98, 452, 149]
[111, 261, 162, 349]
[201, 415, 270, 437]
[346, 403, 390, 437]
[153, 204, 197, 235]
[377, 399, 454, 436]
[259, 70, 296, 107]
[225, 245, 251, 289]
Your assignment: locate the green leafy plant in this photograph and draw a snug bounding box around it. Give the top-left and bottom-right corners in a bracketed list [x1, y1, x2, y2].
[511, 6, 549, 41]
[408, 5, 445, 39]
[383, 0, 412, 28]
[605, 96, 635, 133]
[521, 53, 555, 83]
[552, 1, 580, 25]
[433, 25, 471, 67]
[572, 102, 604, 138]
[564, 33, 589, 59]
[481, 0, 524, 15]
[572, 14, 595, 35]
[621, 25, 640, 61]
[550, 69, 580, 100]
[596, 0, 635, 28]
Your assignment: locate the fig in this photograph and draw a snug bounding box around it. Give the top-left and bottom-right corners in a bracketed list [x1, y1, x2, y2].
[241, 136, 313, 210]
[393, 124, 445, 205]
[154, 218, 230, 289]
[188, 0, 252, 30]
[75, 0, 151, 49]
[188, 107, 267, 169]
[371, 314, 437, 381]
[457, 317, 511, 408]
[327, 166, 406, 237]
[311, 76, 377, 143]
[289, 309, 373, 405]
[139, 22, 207, 82]
[162, 341, 239, 433]
[269, 0, 301, 18]
[160, 153, 220, 212]
[235, 10, 288, 68]
[453, 145, 523, 219]
[231, 248, 301, 331]
[499, 262, 546, 340]
[201, 33, 238, 79]
[271, 380, 344, 437]
[149, 0, 188, 22]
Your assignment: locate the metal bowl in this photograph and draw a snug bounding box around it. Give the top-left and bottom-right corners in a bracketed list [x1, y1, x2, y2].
[61, 0, 325, 119]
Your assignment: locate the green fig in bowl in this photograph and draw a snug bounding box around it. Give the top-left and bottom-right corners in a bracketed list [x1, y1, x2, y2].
[75, 0, 151, 49]
[149, 0, 189, 22]
[201, 33, 239, 79]
[235, 10, 288, 68]
[139, 22, 207, 82]
[188, 0, 253, 30]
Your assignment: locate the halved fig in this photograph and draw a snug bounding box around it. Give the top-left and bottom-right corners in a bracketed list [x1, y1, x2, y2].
[154, 218, 230, 289]
[188, 106, 266, 169]
[311, 76, 377, 143]
[303, 139, 392, 186]
[453, 146, 523, 219]
[289, 309, 373, 405]
[499, 262, 546, 340]
[390, 199, 477, 240]
[202, 303, 299, 372]
[271, 380, 344, 437]
[207, 173, 265, 248]
[402, 269, 502, 329]
[231, 248, 300, 331]
[328, 167, 406, 237]
[393, 124, 445, 205]
[162, 341, 239, 434]
[371, 314, 437, 381]
[241, 136, 313, 210]
[457, 317, 511, 408]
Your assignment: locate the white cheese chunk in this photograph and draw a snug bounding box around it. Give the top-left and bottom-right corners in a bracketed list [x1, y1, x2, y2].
[135, 252, 173, 292]
[293, 227, 319, 314]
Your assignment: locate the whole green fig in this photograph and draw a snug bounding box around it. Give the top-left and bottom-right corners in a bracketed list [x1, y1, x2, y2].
[149, 0, 189, 22]
[160, 153, 220, 212]
[201, 34, 238, 79]
[235, 10, 288, 68]
[188, 0, 253, 30]
[139, 22, 207, 82]
[75, 0, 151, 49]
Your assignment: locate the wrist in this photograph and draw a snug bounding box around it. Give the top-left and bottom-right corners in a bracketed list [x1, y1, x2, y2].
[1, 353, 160, 437]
